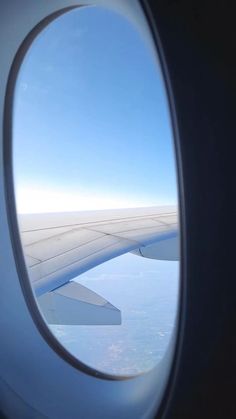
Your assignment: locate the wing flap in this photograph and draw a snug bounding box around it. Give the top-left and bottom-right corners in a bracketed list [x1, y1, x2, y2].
[38, 281, 121, 325]
[132, 232, 179, 261]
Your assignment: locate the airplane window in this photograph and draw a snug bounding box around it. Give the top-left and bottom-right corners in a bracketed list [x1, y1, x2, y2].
[13, 6, 179, 377]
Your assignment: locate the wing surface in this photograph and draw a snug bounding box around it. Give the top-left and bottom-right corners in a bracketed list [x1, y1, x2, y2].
[18, 206, 178, 325]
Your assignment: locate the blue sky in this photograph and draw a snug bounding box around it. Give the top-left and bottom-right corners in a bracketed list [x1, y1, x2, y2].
[13, 6, 177, 212]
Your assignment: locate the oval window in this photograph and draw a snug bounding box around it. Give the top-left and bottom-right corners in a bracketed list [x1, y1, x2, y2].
[13, 6, 179, 377]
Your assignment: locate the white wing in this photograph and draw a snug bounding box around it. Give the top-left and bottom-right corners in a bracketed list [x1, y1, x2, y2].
[18, 206, 178, 325]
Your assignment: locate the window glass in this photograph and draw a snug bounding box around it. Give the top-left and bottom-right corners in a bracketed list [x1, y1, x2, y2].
[13, 6, 179, 377]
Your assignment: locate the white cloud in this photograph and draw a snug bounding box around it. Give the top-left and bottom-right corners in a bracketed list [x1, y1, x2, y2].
[15, 185, 159, 214]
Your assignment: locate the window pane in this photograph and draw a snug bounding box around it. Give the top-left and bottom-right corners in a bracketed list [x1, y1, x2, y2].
[13, 6, 179, 377]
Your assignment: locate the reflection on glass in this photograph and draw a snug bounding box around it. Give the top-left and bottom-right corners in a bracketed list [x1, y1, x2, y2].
[13, 6, 179, 376]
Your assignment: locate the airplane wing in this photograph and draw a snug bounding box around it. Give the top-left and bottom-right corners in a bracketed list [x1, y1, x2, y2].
[18, 206, 178, 326]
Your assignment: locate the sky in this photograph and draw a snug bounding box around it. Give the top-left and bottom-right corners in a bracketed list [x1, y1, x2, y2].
[13, 5, 177, 213]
